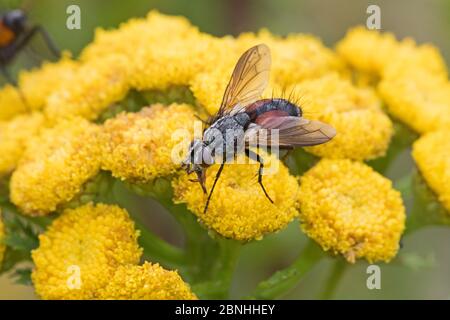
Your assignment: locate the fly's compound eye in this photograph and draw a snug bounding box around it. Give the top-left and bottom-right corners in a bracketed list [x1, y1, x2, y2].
[4, 10, 26, 31]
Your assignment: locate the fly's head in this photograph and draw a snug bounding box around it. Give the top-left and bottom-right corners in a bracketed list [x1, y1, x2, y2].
[181, 138, 214, 194]
[3, 10, 27, 33]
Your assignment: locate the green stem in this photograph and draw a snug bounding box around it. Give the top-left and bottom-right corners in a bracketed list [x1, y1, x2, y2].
[247, 240, 324, 299]
[318, 259, 347, 300]
[192, 239, 241, 299]
[135, 221, 186, 267]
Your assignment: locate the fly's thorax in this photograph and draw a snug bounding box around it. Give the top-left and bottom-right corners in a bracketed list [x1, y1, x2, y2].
[202, 113, 250, 161]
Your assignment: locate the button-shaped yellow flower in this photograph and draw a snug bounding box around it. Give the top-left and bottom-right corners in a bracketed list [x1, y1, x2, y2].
[32, 203, 142, 300]
[298, 74, 393, 160]
[379, 70, 450, 134]
[0, 112, 45, 176]
[18, 55, 79, 111]
[298, 159, 405, 263]
[10, 118, 102, 216]
[413, 130, 450, 212]
[237, 30, 345, 87]
[45, 54, 131, 122]
[81, 10, 197, 62]
[99, 262, 197, 300]
[101, 104, 197, 183]
[337, 26, 447, 78]
[173, 152, 299, 241]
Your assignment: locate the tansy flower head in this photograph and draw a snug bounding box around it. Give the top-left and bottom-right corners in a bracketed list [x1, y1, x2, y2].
[80, 10, 197, 62]
[31, 203, 142, 300]
[191, 31, 344, 116]
[378, 70, 450, 134]
[130, 31, 230, 91]
[173, 152, 299, 241]
[45, 54, 131, 122]
[18, 55, 79, 111]
[0, 85, 28, 120]
[0, 210, 5, 267]
[101, 103, 197, 183]
[336, 26, 399, 75]
[10, 118, 102, 216]
[0, 112, 45, 176]
[412, 130, 450, 212]
[295, 74, 393, 160]
[237, 30, 345, 87]
[298, 159, 405, 263]
[381, 41, 447, 80]
[99, 262, 197, 300]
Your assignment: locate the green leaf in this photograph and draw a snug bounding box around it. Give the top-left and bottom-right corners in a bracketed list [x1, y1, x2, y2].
[405, 171, 450, 234]
[0, 203, 51, 276]
[367, 120, 418, 175]
[0, 247, 31, 274]
[11, 267, 33, 286]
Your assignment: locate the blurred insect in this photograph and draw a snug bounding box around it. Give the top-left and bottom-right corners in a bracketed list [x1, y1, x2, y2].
[182, 44, 336, 213]
[0, 9, 60, 85]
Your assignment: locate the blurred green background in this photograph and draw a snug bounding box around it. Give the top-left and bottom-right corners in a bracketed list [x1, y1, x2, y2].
[0, 0, 449, 299]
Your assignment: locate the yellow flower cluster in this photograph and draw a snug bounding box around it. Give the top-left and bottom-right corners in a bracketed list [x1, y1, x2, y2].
[338, 26, 450, 134]
[32, 203, 195, 300]
[413, 130, 450, 212]
[19, 55, 79, 111]
[190, 30, 345, 115]
[101, 103, 197, 182]
[99, 262, 197, 300]
[298, 159, 405, 263]
[31, 203, 142, 299]
[10, 118, 102, 216]
[45, 54, 130, 122]
[295, 73, 393, 160]
[173, 152, 299, 241]
[0, 210, 5, 267]
[0, 112, 45, 176]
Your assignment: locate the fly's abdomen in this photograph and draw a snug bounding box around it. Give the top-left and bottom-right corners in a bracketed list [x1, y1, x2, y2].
[246, 98, 302, 122]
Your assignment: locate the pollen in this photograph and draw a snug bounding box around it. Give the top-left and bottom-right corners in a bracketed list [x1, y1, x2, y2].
[412, 130, 450, 213]
[172, 151, 299, 241]
[31, 203, 142, 299]
[99, 262, 197, 300]
[297, 159, 405, 263]
[10, 118, 102, 216]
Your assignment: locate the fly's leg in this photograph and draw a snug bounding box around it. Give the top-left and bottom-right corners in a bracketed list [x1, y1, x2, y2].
[28, 26, 60, 58]
[10, 26, 60, 61]
[204, 162, 225, 214]
[245, 149, 274, 204]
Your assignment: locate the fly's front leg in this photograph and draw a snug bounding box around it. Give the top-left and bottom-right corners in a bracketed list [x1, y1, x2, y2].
[204, 162, 225, 214]
[245, 149, 274, 204]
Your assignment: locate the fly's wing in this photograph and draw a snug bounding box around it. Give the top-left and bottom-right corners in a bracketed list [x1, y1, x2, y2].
[246, 114, 336, 147]
[217, 44, 271, 117]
